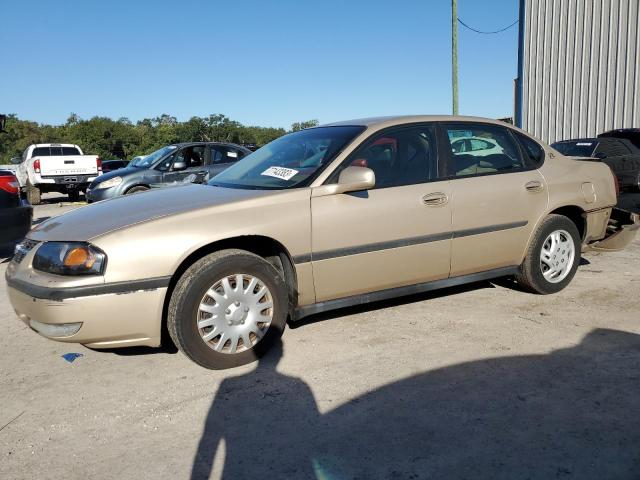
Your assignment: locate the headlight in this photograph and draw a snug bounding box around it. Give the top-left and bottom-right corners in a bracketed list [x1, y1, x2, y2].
[33, 242, 106, 275]
[96, 176, 123, 189]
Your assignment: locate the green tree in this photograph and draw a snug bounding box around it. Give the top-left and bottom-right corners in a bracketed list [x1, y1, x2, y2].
[0, 113, 289, 164]
[290, 119, 319, 132]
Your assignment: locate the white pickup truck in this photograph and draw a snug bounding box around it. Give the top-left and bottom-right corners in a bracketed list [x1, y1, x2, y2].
[12, 144, 102, 204]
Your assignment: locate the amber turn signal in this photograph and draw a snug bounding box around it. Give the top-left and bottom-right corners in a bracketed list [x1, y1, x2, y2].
[63, 246, 97, 268]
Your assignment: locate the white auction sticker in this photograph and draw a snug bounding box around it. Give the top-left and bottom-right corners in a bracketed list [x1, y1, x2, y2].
[261, 166, 299, 181]
[576, 142, 593, 146]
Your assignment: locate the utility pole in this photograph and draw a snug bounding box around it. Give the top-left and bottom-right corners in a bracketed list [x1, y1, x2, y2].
[451, 0, 459, 115]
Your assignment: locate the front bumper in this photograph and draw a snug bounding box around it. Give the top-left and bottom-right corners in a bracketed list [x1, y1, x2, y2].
[85, 185, 119, 203]
[6, 254, 167, 348]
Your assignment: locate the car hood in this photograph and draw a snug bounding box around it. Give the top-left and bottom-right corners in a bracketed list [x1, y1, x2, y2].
[28, 184, 282, 242]
[93, 166, 145, 183]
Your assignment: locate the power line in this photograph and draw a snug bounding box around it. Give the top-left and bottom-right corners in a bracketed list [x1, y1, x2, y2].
[458, 18, 518, 34]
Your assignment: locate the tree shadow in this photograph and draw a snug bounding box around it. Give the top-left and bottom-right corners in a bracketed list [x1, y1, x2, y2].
[192, 329, 640, 479]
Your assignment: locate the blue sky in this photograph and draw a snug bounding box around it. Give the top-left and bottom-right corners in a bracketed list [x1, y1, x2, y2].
[0, 0, 520, 128]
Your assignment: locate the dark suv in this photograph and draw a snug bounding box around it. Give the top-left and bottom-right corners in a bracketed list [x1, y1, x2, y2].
[551, 137, 640, 193]
[86, 142, 252, 202]
[599, 128, 640, 149]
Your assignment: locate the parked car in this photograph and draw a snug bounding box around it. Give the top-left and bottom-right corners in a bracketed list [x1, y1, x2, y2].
[13, 143, 102, 204]
[129, 155, 147, 167]
[101, 160, 129, 173]
[450, 136, 504, 157]
[0, 158, 20, 174]
[85, 142, 251, 203]
[0, 170, 32, 245]
[6, 116, 638, 369]
[599, 128, 640, 149]
[551, 137, 640, 192]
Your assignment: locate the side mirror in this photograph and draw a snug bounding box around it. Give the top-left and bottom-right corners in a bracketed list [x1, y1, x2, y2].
[336, 166, 375, 193]
[311, 166, 376, 197]
[10, 157, 22, 165]
[172, 160, 188, 171]
[594, 152, 607, 159]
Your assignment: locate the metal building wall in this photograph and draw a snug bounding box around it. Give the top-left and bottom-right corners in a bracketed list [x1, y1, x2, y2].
[518, 0, 640, 143]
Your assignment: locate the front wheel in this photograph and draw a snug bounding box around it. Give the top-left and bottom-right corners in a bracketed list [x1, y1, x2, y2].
[515, 214, 581, 294]
[167, 249, 289, 369]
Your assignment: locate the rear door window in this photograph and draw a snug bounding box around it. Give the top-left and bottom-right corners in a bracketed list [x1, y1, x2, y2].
[514, 132, 545, 168]
[595, 140, 634, 157]
[443, 123, 525, 177]
[210, 146, 242, 165]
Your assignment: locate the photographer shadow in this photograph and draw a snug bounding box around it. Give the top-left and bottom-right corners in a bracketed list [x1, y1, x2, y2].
[192, 328, 640, 479]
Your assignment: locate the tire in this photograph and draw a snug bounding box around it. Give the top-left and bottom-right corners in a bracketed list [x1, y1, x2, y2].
[26, 182, 41, 205]
[68, 190, 80, 202]
[167, 249, 288, 369]
[125, 185, 149, 195]
[515, 214, 581, 294]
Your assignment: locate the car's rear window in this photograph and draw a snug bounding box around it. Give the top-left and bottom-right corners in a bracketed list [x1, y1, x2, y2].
[551, 141, 596, 157]
[62, 147, 81, 155]
[32, 146, 81, 156]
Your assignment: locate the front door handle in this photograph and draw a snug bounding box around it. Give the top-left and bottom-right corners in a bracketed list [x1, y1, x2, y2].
[525, 180, 544, 192]
[422, 192, 449, 206]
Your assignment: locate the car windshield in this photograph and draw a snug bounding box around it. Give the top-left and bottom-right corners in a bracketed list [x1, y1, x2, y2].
[208, 126, 364, 190]
[132, 146, 177, 168]
[552, 141, 596, 157]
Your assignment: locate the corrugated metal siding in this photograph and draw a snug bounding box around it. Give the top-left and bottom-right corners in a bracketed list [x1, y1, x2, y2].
[520, 0, 640, 143]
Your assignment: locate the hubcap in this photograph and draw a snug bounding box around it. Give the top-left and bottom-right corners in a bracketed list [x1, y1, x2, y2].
[196, 274, 273, 354]
[540, 229, 575, 283]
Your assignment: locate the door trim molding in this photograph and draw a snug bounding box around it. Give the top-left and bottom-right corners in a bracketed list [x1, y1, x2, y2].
[294, 221, 528, 264]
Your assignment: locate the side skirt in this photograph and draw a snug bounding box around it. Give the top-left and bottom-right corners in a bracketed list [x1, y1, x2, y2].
[291, 266, 519, 321]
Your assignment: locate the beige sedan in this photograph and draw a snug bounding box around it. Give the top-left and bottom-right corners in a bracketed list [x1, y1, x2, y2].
[6, 116, 639, 369]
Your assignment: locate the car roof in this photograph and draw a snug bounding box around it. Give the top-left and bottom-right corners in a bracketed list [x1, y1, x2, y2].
[320, 115, 516, 129]
[32, 143, 79, 148]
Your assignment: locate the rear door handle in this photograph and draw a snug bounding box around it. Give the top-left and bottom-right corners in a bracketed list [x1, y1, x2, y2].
[422, 192, 449, 206]
[525, 180, 544, 192]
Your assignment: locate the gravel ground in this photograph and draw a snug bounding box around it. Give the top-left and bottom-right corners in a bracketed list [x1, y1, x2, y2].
[1, 193, 640, 479]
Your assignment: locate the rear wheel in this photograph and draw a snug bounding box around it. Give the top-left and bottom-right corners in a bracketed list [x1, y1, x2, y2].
[515, 214, 581, 294]
[26, 182, 41, 205]
[167, 249, 288, 369]
[125, 185, 149, 195]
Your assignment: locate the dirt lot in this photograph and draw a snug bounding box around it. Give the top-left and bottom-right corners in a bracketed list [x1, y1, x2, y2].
[2, 193, 640, 479]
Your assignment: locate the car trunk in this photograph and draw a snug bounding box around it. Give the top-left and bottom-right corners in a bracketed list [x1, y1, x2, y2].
[38, 156, 99, 176]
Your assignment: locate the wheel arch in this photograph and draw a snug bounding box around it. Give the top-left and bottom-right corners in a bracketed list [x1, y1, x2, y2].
[548, 205, 586, 241]
[124, 183, 151, 194]
[519, 204, 587, 266]
[160, 235, 298, 347]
